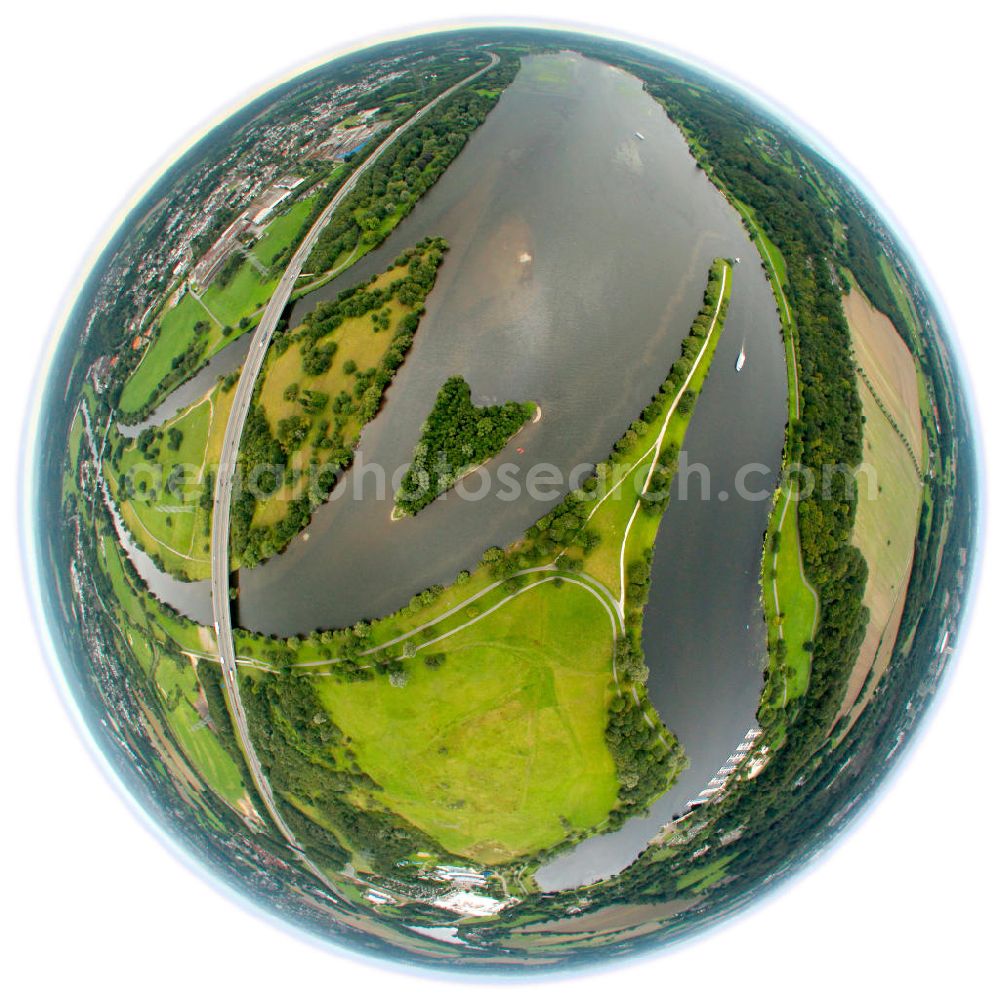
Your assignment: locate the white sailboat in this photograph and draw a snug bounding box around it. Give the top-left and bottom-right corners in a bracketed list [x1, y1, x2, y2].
[634, 131, 645, 140]
[735, 340, 747, 372]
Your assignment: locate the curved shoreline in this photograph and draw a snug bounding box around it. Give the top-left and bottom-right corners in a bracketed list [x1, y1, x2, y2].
[390, 403, 541, 521]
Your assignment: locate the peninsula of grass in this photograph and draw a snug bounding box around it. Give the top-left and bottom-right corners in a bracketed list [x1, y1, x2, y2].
[106, 380, 235, 580]
[394, 376, 536, 517]
[315, 582, 619, 863]
[232, 261, 730, 870]
[231, 237, 448, 567]
[574, 259, 732, 606]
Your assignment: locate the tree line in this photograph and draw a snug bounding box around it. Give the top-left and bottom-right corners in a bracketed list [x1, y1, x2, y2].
[303, 56, 518, 276]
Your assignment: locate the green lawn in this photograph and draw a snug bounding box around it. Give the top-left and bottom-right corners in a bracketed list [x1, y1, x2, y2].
[119, 292, 219, 413]
[155, 656, 246, 805]
[108, 382, 234, 579]
[675, 853, 734, 892]
[314, 582, 619, 863]
[762, 492, 816, 703]
[253, 195, 319, 266]
[200, 261, 276, 331]
[739, 217, 818, 711]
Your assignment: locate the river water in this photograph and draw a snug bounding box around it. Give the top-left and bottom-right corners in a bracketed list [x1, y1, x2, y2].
[536, 249, 786, 889]
[118, 335, 251, 438]
[123, 52, 787, 888]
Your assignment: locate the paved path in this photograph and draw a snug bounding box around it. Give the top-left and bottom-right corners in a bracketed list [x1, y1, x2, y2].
[755, 236, 820, 704]
[615, 262, 729, 614]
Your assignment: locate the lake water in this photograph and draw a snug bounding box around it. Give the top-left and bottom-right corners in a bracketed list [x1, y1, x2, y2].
[124, 51, 787, 888]
[239, 53, 783, 636]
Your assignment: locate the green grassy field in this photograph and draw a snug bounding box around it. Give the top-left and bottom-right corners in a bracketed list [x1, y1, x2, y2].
[120, 196, 324, 414]
[739, 216, 818, 711]
[762, 492, 816, 702]
[314, 582, 619, 863]
[675, 853, 734, 892]
[200, 263, 276, 331]
[253, 195, 319, 265]
[155, 655, 246, 805]
[119, 292, 220, 413]
[108, 382, 234, 579]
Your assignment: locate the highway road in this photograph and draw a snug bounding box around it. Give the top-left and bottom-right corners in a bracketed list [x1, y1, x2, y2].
[209, 53, 499, 884]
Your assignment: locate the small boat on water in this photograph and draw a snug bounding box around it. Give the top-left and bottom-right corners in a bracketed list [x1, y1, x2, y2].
[735, 341, 747, 372]
[634, 131, 645, 140]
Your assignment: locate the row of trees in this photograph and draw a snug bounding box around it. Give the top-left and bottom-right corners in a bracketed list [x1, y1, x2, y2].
[303, 57, 518, 276]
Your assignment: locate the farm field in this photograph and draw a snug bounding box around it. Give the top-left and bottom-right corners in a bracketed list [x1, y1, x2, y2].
[839, 285, 924, 724]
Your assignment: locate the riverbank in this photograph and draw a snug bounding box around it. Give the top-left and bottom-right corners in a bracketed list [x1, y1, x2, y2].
[735, 207, 818, 725]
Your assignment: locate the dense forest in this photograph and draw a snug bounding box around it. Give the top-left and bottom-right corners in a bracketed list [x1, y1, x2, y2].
[394, 375, 535, 516]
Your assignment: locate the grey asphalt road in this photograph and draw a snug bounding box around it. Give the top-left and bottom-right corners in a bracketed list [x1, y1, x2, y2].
[208, 53, 500, 883]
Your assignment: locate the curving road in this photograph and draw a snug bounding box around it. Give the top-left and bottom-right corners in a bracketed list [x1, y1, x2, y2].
[208, 52, 499, 880]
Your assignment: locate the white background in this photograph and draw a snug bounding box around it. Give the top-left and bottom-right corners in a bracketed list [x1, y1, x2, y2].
[3, 2, 997, 996]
